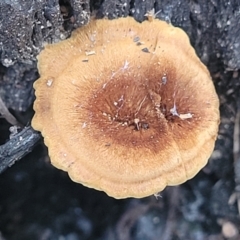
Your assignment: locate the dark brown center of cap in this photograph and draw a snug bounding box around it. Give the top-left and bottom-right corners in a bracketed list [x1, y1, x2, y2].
[86, 59, 197, 152]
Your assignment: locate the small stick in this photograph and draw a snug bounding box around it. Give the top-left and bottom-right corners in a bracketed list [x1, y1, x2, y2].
[0, 126, 41, 173]
[233, 104, 240, 214]
[0, 96, 20, 126]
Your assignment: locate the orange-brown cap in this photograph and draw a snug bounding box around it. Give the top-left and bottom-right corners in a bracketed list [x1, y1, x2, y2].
[32, 17, 220, 199]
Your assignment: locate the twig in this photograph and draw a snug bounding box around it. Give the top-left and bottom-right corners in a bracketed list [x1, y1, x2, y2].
[0, 126, 41, 173]
[233, 103, 240, 214]
[162, 187, 180, 240]
[0, 95, 20, 126]
[116, 203, 149, 240]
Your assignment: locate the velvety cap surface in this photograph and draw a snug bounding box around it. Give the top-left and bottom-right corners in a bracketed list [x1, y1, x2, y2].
[32, 17, 220, 198]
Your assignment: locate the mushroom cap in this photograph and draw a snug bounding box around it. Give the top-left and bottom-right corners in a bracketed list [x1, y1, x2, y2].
[32, 17, 220, 199]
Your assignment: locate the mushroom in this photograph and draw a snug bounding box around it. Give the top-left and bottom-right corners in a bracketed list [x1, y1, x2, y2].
[32, 17, 220, 199]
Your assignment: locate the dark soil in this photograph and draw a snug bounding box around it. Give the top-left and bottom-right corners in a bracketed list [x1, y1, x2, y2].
[0, 0, 240, 239]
